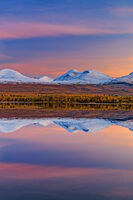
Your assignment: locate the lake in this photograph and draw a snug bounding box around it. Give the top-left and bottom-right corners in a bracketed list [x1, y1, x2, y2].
[0, 117, 133, 199]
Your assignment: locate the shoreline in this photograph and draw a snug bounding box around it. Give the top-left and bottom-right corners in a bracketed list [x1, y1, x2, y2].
[0, 109, 133, 120]
[0, 83, 132, 95]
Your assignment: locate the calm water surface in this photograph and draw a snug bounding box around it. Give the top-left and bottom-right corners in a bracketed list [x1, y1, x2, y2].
[0, 117, 133, 199]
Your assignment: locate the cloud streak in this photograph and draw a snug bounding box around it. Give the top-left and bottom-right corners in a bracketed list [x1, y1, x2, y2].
[111, 6, 133, 16]
[1, 19, 133, 40]
[0, 21, 114, 39]
[0, 53, 13, 60]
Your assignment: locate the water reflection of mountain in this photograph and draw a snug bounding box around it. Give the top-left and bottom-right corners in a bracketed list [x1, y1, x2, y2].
[0, 118, 133, 134]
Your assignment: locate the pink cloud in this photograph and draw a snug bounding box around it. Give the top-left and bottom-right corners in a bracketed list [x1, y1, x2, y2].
[110, 6, 133, 16]
[0, 19, 132, 40]
[0, 53, 14, 60]
[0, 162, 118, 180]
[0, 162, 132, 181]
[0, 21, 89, 39]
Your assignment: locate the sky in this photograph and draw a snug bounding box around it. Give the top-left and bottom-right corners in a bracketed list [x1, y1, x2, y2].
[0, 0, 133, 78]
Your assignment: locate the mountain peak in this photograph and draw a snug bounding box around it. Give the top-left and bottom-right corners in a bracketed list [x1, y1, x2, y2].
[0, 68, 21, 74]
[54, 69, 80, 82]
[129, 72, 133, 76]
[82, 70, 90, 74]
[0, 68, 16, 72]
[67, 69, 79, 73]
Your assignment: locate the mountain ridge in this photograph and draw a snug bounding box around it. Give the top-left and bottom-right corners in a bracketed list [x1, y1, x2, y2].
[54, 69, 114, 84]
[0, 68, 133, 85]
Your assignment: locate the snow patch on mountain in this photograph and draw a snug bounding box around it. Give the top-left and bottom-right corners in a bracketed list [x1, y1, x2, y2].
[39, 76, 53, 83]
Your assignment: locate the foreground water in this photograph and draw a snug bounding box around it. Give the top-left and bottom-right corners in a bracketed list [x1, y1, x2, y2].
[0, 117, 133, 199]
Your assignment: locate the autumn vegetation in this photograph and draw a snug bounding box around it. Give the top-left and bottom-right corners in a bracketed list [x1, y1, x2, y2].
[0, 93, 133, 103]
[0, 93, 133, 110]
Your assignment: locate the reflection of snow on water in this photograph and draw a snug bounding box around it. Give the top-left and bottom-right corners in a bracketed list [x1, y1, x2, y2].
[54, 118, 112, 133]
[0, 118, 132, 134]
[0, 119, 53, 133]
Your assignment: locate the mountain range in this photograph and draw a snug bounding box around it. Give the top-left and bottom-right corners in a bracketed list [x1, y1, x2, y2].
[0, 118, 133, 134]
[0, 69, 52, 83]
[0, 68, 133, 85]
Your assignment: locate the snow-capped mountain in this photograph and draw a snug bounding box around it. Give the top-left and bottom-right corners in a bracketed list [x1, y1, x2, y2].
[0, 68, 133, 85]
[0, 69, 53, 83]
[54, 69, 114, 84]
[112, 72, 133, 84]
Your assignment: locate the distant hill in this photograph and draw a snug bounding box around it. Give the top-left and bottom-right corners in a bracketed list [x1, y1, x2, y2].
[0, 69, 53, 83]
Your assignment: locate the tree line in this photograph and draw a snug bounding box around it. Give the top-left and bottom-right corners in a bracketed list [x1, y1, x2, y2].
[0, 93, 133, 104]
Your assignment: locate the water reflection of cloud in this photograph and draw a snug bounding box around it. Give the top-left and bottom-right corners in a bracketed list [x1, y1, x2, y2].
[0, 162, 133, 199]
[0, 125, 132, 171]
